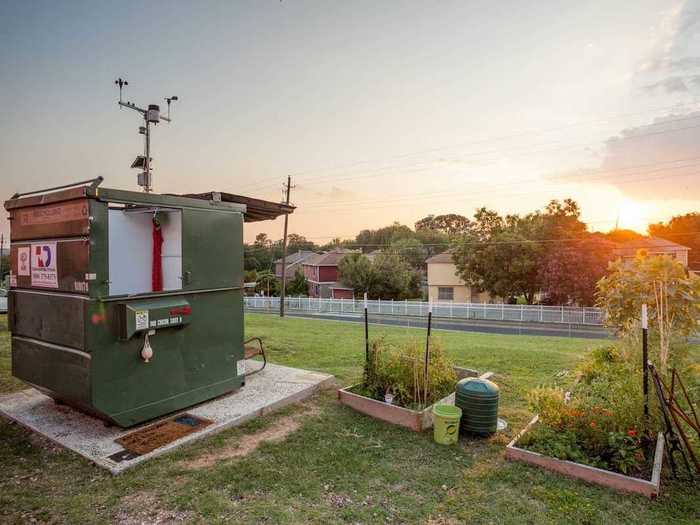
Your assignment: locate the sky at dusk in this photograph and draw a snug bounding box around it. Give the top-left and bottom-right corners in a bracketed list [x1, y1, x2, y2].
[3, 1, 700, 243]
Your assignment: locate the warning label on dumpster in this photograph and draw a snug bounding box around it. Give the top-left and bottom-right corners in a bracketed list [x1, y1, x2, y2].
[135, 310, 149, 331]
[30, 242, 58, 288]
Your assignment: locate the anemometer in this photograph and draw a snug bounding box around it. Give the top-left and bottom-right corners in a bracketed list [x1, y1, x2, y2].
[114, 77, 178, 192]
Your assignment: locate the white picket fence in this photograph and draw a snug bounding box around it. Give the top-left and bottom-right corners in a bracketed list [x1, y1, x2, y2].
[244, 296, 604, 325]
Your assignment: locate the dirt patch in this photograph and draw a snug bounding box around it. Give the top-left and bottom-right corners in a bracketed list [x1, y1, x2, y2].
[113, 492, 191, 525]
[182, 403, 319, 470]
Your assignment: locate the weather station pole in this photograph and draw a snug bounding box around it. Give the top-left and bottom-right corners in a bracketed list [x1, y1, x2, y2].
[114, 77, 177, 192]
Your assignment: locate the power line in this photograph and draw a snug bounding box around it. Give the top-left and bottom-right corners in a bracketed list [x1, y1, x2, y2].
[245, 233, 700, 250]
[236, 106, 700, 194]
[291, 170, 700, 216]
[289, 116, 700, 190]
[295, 157, 700, 211]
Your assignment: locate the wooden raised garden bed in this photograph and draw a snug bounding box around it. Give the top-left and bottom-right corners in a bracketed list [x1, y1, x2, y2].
[338, 367, 491, 432]
[505, 415, 665, 499]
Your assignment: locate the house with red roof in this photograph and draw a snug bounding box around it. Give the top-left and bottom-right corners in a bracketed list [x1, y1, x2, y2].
[301, 249, 355, 299]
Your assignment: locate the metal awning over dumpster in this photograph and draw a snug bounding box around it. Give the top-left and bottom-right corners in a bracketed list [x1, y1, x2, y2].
[178, 192, 295, 222]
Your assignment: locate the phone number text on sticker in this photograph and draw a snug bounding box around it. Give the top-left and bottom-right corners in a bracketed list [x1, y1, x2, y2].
[30, 242, 58, 288]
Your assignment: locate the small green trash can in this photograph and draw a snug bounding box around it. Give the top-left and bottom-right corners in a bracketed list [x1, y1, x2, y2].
[432, 404, 462, 445]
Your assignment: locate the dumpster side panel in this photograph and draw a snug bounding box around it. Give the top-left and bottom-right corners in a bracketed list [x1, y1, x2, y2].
[90, 289, 244, 426]
[11, 337, 91, 404]
[9, 291, 87, 350]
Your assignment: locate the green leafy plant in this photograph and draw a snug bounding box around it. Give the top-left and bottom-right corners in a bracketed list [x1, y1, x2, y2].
[597, 253, 700, 372]
[524, 344, 658, 476]
[360, 337, 457, 409]
[608, 431, 645, 475]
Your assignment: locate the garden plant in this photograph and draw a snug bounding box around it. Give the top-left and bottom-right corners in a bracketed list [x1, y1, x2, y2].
[519, 253, 700, 479]
[354, 337, 457, 410]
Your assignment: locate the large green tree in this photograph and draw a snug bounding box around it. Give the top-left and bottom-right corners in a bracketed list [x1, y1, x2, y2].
[452, 199, 606, 304]
[338, 252, 421, 299]
[414, 214, 472, 236]
[354, 222, 414, 252]
[286, 268, 309, 296]
[390, 238, 428, 270]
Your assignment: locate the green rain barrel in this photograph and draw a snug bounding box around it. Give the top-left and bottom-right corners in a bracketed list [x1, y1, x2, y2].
[455, 377, 499, 435]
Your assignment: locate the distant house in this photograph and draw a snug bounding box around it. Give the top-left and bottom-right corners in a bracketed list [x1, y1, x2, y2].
[426, 250, 498, 303]
[613, 237, 690, 267]
[302, 249, 355, 299]
[274, 250, 317, 283]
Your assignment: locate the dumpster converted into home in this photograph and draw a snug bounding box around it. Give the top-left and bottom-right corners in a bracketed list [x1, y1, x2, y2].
[5, 179, 292, 427]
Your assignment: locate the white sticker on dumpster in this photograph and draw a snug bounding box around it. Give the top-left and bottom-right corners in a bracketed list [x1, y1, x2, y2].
[135, 310, 149, 331]
[237, 361, 245, 376]
[30, 242, 58, 288]
[17, 247, 30, 276]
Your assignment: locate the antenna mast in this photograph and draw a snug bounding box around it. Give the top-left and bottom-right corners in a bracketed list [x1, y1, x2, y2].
[114, 77, 178, 192]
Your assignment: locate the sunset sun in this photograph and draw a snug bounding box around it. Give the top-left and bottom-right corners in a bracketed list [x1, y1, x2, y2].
[616, 200, 649, 233]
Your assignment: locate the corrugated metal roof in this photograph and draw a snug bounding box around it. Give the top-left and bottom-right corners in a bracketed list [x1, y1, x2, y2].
[177, 191, 295, 222]
[274, 250, 317, 265]
[303, 249, 356, 266]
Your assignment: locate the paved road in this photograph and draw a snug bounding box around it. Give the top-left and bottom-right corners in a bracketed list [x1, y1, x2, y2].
[247, 309, 611, 339]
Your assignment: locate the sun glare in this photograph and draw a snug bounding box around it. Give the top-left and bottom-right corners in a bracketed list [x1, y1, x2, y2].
[616, 200, 649, 233]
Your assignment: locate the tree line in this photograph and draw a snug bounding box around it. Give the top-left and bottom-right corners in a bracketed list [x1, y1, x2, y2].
[244, 199, 698, 306]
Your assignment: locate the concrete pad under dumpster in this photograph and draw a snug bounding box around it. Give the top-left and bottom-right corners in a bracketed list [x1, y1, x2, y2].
[0, 361, 333, 474]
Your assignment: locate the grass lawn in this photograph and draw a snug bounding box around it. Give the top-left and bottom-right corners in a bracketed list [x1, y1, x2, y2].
[1, 312, 698, 524]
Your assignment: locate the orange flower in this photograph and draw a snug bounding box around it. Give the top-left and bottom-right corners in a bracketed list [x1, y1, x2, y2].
[627, 429, 637, 437]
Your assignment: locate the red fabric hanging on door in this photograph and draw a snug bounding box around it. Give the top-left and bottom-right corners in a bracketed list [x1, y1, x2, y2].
[152, 218, 163, 292]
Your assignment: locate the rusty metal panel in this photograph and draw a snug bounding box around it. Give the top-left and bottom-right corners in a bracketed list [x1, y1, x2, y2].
[8, 198, 91, 241]
[3, 186, 90, 210]
[10, 239, 90, 294]
[9, 291, 87, 350]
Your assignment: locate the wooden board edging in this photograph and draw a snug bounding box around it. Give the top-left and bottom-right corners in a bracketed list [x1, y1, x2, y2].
[506, 415, 664, 499]
[337, 369, 495, 432]
[337, 384, 441, 431]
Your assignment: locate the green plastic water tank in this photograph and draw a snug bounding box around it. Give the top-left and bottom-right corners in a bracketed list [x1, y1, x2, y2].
[455, 377, 499, 435]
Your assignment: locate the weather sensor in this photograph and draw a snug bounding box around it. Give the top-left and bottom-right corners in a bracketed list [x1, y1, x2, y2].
[114, 77, 178, 192]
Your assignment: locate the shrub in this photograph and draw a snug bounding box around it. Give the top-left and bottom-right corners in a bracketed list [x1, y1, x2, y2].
[524, 343, 659, 476]
[361, 337, 457, 409]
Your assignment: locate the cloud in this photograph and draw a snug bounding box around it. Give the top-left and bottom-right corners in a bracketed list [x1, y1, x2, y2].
[549, 111, 700, 201]
[642, 76, 689, 93]
[301, 185, 358, 202]
[636, 1, 700, 95]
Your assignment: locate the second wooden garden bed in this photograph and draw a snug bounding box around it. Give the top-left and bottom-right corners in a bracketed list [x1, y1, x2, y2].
[505, 415, 665, 498]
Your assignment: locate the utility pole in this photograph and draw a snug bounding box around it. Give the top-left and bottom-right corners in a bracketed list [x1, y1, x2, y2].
[0, 233, 4, 282]
[279, 175, 293, 317]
